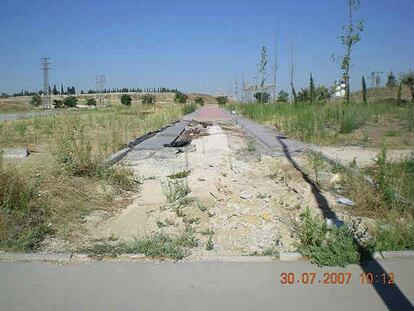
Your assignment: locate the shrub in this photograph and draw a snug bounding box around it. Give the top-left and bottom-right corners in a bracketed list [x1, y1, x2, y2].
[30, 94, 42, 107]
[162, 178, 191, 203]
[53, 99, 63, 108]
[296, 209, 360, 266]
[86, 98, 97, 106]
[63, 96, 78, 108]
[174, 92, 188, 104]
[195, 96, 204, 106]
[277, 90, 289, 102]
[216, 96, 228, 106]
[401, 71, 414, 101]
[141, 94, 156, 105]
[254, 92, 270, 103]
[121, 94, 132, 106]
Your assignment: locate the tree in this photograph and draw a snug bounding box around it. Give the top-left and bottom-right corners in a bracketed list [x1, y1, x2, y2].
[254, 92, 270, 103]
[86, 98, 97, 106]
[216, 96, 228, 106]
[52, 84, 58, 95]
[53, 99, 63, 108]
[141, 94, 156, 104]
[121, 94, 132, 106]
[63, 96, 78, 108]
[277, 90, 289, 102]
[362, 76, 367, 104]
[61, 85, 64, 95]
[30, 94, 41, 107]
[195, 96, 204, 106]
[174, 91, 188, 104]
[297, 88, 309, 102]
[309, 73, 316, 104]
[401, 71, 414, 101]
[339, 0, 364, 103]
[315, 86, 331, 102]
[386, 71, 397, 89]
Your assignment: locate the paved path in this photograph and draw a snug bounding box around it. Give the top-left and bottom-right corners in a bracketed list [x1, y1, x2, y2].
[0, 259, 413, 311]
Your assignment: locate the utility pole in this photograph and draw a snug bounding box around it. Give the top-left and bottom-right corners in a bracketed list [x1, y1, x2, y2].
[96, 74, 106, 106]
[41, 57, 51, 109]
[235, 79, 239, 102]
[273, 36, 278, 102]
[241, 74, 246, 103]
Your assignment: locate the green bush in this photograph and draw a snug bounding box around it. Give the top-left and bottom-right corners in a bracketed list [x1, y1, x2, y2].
[30, 94, 42, 107]
[141, 94, 156, 105]
[63, 96, 78, 108]
[195, 96, 204, 106]
[254, 92, 270, 103]
[86, 98, 97, 106]
[53, 99, 63, 108]
[121, 94, 132, 106]
[216, 96, 228, 106]
[174, 92, 188, 104]
[296, 209, 360, 266]
[277, 90, 289, 102]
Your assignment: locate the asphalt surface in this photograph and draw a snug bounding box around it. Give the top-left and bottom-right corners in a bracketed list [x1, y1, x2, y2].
[1, 259, 413, 311]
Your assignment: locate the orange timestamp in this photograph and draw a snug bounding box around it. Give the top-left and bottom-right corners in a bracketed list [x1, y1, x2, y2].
[280, 272, 395, 285]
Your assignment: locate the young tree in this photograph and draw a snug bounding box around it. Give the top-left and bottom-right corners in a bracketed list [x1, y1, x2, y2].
[52, 84, 58, 95]
[362, 76, 367, 104]
[315, 86, 331, 102]
[386, 71, 397, 89]
[53, 99, 63, 108]
[298, 88, 309, 102]
[216, 96, 228, 106]
[257, 46, 268, 104]
[195, 96, 204, 106]
[277, 90, 289, 102]
[63, 96, 78, 108]
[61, 85, 64, 95]
[174, 91, 188, 104]
[86, 98, 97, 106]
[121, 94, 132, 106]
[401, 71, 414, 101]
[141, 94, 156, 105]
[30, 94, 41, 107]
[254, 92, 270, 103]
[339, 0, 364, 103]
[309, 73, 316, 104]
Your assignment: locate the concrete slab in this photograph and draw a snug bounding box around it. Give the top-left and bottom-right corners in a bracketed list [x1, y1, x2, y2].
[2, 148, 29, 160]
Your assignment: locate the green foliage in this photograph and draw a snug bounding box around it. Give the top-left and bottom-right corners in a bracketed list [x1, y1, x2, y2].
[277, 90, 289, 102]
[174, 91, 188, 104]
[362, 76, 367, 104]
[141, 94, 156, 105]
[30, 94, 41, 107]
[53, 99, 63, 108]
[168, 170, 191, 179]
[401, 70, 414, 100]
[374, 216, 414, 251]
[63, 96, 78, 108]
[297, 88, 309, 102]
[86, 98, 97, 106]
[85, 232, 198, 260]
[194, 96, 204, 106]
[121, 94, 132, 106]
[254, 92, 270, 103]
[206, 235, 214, 250]
[181, 103, 197, 115]
[296, 209, 360, 266]
[386, 71, 397, 89]
[309, 73, 316, 104]
[162, 178, 191, 203]
[216, 96, 228, 106]
[0, 161, 50, 251]
[315, 86, 330, 102]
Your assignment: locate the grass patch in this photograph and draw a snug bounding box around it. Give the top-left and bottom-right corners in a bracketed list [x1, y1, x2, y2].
[167, 169, 191, 179]
[296, 209, 360, 267]
[85, 231, 199, 260]
[374, 215, 414, 251]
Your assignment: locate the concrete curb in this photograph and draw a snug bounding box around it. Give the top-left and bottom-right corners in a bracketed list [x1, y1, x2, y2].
[1, 250, 412, 263]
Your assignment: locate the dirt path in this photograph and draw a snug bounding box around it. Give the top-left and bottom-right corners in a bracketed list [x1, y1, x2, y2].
[85, 106, 347, 257]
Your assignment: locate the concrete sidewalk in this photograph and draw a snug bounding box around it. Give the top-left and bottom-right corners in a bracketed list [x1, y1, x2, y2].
[1, 259, 413, 311]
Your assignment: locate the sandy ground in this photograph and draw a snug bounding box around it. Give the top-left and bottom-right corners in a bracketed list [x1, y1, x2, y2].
[85, 122, 347, 257]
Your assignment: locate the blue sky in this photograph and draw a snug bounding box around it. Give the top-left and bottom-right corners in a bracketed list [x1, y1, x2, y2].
[0, 0, 413, 95]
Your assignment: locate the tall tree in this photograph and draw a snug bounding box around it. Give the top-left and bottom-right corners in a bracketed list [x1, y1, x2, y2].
[340, 0, 364, 103]
[61, 85, 64, 95]
[309, 73, 316, 104]
[52, 84, 58, 95]
[362, 76, 367, 104]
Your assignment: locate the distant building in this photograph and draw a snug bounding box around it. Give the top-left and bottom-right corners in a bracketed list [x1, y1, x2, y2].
[333, 79, 346, 98]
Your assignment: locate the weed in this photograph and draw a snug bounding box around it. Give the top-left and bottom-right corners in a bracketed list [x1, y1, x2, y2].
[246, 140, 256, 152]
[183, 217, 200, 225]
[162, 178, 191, 203]
[296, 209, 360, 266]
[200, 228, 215, 236]
[374, 215, 414, 251]
[384, 130, 399, 137]
[168, 169, 191, 179]
[197, 202, 207, 212]
[206, 235, 214, 250]
[262, 247, 280, 257]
